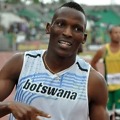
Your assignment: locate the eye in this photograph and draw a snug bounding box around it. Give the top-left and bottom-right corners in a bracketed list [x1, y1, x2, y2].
[56, 21, 65, 27]
[74, 26, 84, 33]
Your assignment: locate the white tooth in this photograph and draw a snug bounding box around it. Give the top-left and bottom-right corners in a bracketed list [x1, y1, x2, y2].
[59, 41, 71, 46]
[61, 41, 70, 45]
[66, 42, 70, 45]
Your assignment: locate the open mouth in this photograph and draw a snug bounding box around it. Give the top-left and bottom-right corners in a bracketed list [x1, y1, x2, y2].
[58, 40, 72, 47]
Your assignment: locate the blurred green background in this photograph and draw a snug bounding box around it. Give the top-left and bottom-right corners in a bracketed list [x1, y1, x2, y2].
[0, 0, 120, 51]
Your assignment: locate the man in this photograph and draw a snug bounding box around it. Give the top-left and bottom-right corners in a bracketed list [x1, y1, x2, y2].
[91, 25, 120, 120]
[0, 2, 109, 120]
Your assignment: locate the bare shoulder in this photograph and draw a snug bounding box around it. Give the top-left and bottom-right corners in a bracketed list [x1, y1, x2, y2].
[3, 52, 24, 69]
[88, 67, 109, 119]
[88, 67, 108, 104]
[0, 52, 25, 101]
[0, 52, 25, 83]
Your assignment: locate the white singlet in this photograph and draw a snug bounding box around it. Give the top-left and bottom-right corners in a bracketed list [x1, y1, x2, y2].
[9, 50, 91, 120]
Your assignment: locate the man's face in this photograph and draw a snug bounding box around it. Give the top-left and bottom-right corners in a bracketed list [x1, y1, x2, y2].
[110, 26, 120, 43]
[46, 7, 87, 57]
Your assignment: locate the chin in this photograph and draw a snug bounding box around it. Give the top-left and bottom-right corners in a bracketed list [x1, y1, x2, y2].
[57, 50, 74, 58]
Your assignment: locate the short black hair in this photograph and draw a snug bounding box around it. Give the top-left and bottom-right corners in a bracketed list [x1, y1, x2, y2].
[51, 1, 86, 25]
[60, 2, 85, 16]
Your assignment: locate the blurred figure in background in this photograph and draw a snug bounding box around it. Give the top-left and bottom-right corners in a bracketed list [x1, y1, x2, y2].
[91, 25, 120, 120]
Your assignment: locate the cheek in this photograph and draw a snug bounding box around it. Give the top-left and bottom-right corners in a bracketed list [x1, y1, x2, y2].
[51, 26, 63, 36]
[75, 34, 84, 43]
[50, 31, 60, 40]
[49, 28, 62, 43]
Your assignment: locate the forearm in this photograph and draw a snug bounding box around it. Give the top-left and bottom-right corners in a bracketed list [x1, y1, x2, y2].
[0, 102, 11, 118]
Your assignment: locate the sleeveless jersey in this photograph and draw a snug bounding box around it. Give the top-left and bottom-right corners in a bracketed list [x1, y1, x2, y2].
[103, 44, 120, 91]
[9, 50, 91, 120]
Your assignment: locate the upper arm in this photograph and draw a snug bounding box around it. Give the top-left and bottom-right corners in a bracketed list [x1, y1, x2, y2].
[91, 46, 105, 70]
[88, 68, 109, 120]
[0, 53, 24, 101]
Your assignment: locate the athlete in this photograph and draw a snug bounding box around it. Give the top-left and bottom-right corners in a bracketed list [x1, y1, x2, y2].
[0, 2, 109, 120]
[91, 25, 120, 120]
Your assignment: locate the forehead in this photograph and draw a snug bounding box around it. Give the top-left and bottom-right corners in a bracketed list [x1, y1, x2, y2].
[53, 7, 86, 25]
[112, 26, 120, 31]
[110, 26, 120, 33]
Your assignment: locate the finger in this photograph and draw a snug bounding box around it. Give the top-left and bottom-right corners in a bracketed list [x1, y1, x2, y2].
[35, 110, 51, 118]
[36, 116, 41, 120]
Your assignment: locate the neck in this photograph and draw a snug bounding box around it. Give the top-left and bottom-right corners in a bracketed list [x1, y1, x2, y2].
[43, 52, 55, 74]
[110, 42, 120, 47]
[109, 42, 120, 53]
[43, 51, 76, 74]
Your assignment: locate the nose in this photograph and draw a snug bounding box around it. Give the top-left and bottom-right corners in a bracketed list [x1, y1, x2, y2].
[63, 26, 72, 37]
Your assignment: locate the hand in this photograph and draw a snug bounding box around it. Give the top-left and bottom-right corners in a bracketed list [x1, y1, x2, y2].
[7, 101, 51, 120]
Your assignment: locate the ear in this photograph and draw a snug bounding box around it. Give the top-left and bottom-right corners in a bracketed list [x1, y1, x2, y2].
[82, 33, 87, 44]
[46, 23, 51, 34]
